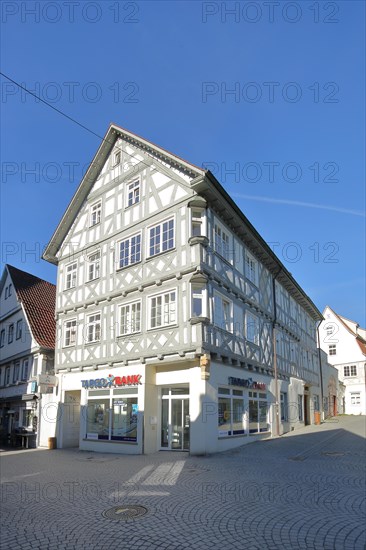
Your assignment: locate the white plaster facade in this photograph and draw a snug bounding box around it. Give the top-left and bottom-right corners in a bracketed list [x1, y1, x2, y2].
[319, 306, 366, 415]
[0, 266, 56, 447]
[43, 124, 324, 454]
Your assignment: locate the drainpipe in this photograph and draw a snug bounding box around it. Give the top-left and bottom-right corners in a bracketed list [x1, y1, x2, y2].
[316, 323, 324, 419]
[272, 269, 281, 437]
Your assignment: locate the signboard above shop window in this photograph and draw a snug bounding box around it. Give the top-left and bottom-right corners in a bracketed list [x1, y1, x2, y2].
[81, 373, 142, 389]
[228, 377, 266, 390]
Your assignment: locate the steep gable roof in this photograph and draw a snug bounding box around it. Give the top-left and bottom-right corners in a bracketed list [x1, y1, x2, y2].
[5, 265, 56, 349]
[42, 124, 322, 320]
[324, 306, 366, 356]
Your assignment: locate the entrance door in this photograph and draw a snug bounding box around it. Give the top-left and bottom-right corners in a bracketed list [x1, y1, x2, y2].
[161, 388, 189, 451]
[62, 391, 81, 447]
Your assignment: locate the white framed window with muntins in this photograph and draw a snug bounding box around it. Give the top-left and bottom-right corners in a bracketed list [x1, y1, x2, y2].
[148, 290, 177, 329]
[245, 251, 258, 286]
[245, 311, 260, 345]
[64, 319, 77, 347]
[86, 313, 101, 343]
[90, 201, 101, 227]
[214, 222, 230, 262]
[213, 292, 232, 332]
[65, 262, 77, 290]
[148, 218, 175, 257]
[87, 250, 101, 281]
[126, 180, 140, 208]
[118, 233, 142, 269]
[119, 301, 141, 336]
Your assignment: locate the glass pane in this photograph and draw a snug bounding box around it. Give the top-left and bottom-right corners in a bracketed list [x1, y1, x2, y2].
[183, 399, 190, 450]
[171, 399, 183, 450]
[171, 387, 189, 395]
[86, 399, 110, 439]
[259, 401, 268, 432]
[249, 400, 258, 433]
[218, 397, 231, 435]
[161, 399, 169, 447]
[111, 398, 137, 441]
[232, 399, 244, 434]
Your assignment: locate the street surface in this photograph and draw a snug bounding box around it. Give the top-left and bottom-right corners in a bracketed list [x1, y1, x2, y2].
[1, 416, 365, 549]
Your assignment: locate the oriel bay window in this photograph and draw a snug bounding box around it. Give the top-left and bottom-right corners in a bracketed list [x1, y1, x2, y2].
[190, 274, 208, 319]
[86, 388, 138, 442]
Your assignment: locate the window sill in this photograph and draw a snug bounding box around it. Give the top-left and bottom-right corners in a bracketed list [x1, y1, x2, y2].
[124, 202, 141, 210]
[85, 277, 100, 284]
[116, 260, 142, 272]
[147, 323, 178, 332]
[89, 222, 101, 229]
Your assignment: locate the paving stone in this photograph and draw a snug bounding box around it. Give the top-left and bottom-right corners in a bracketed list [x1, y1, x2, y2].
[0, 416, 365, 550]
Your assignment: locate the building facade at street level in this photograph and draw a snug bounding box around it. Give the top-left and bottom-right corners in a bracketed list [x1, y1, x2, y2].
[319, 349, 345, 418]
[43, 124, 324, 455]
[0, 265, 56, 447]
[319, 306, 366, 415]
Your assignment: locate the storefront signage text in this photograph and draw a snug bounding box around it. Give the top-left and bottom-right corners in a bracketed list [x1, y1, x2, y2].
[81, 374, 142, 389]
[228, 377, 266, 390]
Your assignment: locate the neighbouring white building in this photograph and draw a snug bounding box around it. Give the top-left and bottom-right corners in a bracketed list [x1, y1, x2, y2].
[42, 124, 324, 455]
[0, 265, 57, 447]
[319, 306, 366, 416]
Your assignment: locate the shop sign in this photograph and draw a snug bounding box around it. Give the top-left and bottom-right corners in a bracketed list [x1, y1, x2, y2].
[37, 374, 58, 387]
[81, 373, 142, 389]
[228, 377, 266, 390]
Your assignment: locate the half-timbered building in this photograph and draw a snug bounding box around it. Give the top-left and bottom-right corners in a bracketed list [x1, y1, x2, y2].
[43, 124, 323, 454]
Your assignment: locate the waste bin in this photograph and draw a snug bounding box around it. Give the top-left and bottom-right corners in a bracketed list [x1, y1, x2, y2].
[48, 437, 57, 449]
[314, 412, 321, 425]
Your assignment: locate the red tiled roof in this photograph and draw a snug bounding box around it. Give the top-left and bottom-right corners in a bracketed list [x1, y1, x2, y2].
[356, 339, 366, 356]
[7, 265, 56, 349]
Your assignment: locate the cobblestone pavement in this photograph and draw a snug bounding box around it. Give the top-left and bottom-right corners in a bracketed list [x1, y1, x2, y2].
[1, 416, 365, 550]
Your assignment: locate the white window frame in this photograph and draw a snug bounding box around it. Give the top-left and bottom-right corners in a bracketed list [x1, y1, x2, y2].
[13, 361, 20, 383]
[65, 262, 77, 290]
[89, 201, 101, 227]
[148, 217, 175, 258]
[16, 319, 22, 340]
[214, 222, 230, 262]
[117, 232, 142, 269]
[280, 392, 288, 421]
[64, 319, 77, 347]
[119, 300, 142, 336]
[245, 311, 260, 346]
[87, 250, 101, 282]
[328, 344, 336, 356]
[191, 208, 205, 237]
[113, 149, 121, 167]
[5, 366, 10, 385]
[148, 290, 177, 329]
[86, 313, 101, 343]
[22, 359, 29, 381]
[191, 284, 207, 318]
[126, 179, 141, 208]
[245, 251, 258, 286]
[0, 329, 5, 347]
[350, 392, 360, 405]
[213, 292, 233, 332]
[8, 323, 14, 344]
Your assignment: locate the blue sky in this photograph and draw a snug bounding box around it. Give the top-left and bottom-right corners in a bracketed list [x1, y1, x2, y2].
[1, 1, 365, 325]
